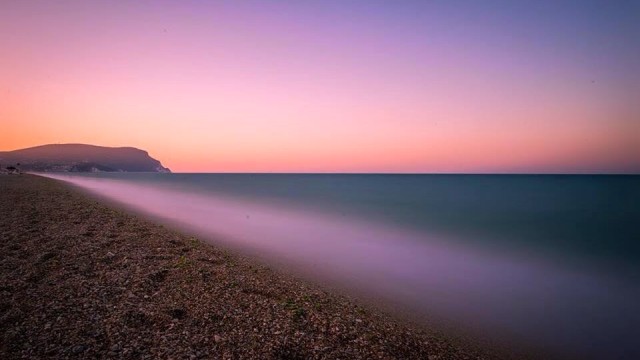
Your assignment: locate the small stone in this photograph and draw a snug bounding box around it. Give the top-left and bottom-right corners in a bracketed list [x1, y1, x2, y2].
[213, 335, 223, 343]
[168, 308, 186, 319]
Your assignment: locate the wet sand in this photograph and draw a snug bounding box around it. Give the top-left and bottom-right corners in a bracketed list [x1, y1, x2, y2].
[1, 174, 508, 359]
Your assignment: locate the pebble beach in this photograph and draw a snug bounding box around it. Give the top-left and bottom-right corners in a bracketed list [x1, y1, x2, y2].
[0, 174, 508, 359]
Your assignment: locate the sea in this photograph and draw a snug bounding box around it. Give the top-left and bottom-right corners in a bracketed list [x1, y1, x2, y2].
[42, 173, 640, 358]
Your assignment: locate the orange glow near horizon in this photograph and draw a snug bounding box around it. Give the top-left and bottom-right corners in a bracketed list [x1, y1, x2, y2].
[1, 1, 638, 173]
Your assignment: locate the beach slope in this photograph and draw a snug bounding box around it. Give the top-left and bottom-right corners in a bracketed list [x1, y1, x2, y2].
[0, 175, 491, 359]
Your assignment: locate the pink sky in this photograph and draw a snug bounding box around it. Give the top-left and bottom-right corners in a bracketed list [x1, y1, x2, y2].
[1, 1, 638, 173]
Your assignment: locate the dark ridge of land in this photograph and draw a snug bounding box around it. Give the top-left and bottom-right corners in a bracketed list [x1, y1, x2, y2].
[0, 144, 170, 173]
[0, 174, 504, 359]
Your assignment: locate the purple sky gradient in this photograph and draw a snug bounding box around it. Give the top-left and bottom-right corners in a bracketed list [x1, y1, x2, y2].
[1, 0, 638, 172]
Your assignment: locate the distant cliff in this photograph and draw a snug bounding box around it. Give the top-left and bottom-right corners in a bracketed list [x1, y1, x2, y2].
[0, 144, 171, 173]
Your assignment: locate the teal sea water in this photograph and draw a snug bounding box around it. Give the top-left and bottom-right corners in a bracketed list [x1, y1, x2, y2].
[44, 173, 640, 358]
[69, 173, 640, 276]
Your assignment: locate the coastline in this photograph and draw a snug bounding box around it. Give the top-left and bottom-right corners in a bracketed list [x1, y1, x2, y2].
[1, 174, 508, 359]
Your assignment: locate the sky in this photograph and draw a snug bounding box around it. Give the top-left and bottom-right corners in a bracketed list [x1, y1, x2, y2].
[1, 0, 638, 173]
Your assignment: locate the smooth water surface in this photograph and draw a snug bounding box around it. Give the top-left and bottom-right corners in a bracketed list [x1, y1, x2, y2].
[42, 173, 640, 358]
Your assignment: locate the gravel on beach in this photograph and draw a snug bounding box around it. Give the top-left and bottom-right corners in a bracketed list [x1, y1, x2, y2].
[0, 174, 503, 359]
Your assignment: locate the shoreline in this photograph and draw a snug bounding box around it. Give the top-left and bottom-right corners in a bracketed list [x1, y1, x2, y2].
[1, 174, 516, 359]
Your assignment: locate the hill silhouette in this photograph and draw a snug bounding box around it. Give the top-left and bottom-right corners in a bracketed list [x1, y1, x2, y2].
[0, 144, 170, 173]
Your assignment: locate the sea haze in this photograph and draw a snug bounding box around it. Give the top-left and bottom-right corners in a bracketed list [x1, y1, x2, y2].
[42, 173, 640, 359]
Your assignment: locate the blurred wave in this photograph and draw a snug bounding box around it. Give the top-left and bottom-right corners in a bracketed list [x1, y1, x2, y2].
[43, 173, 640, 358]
